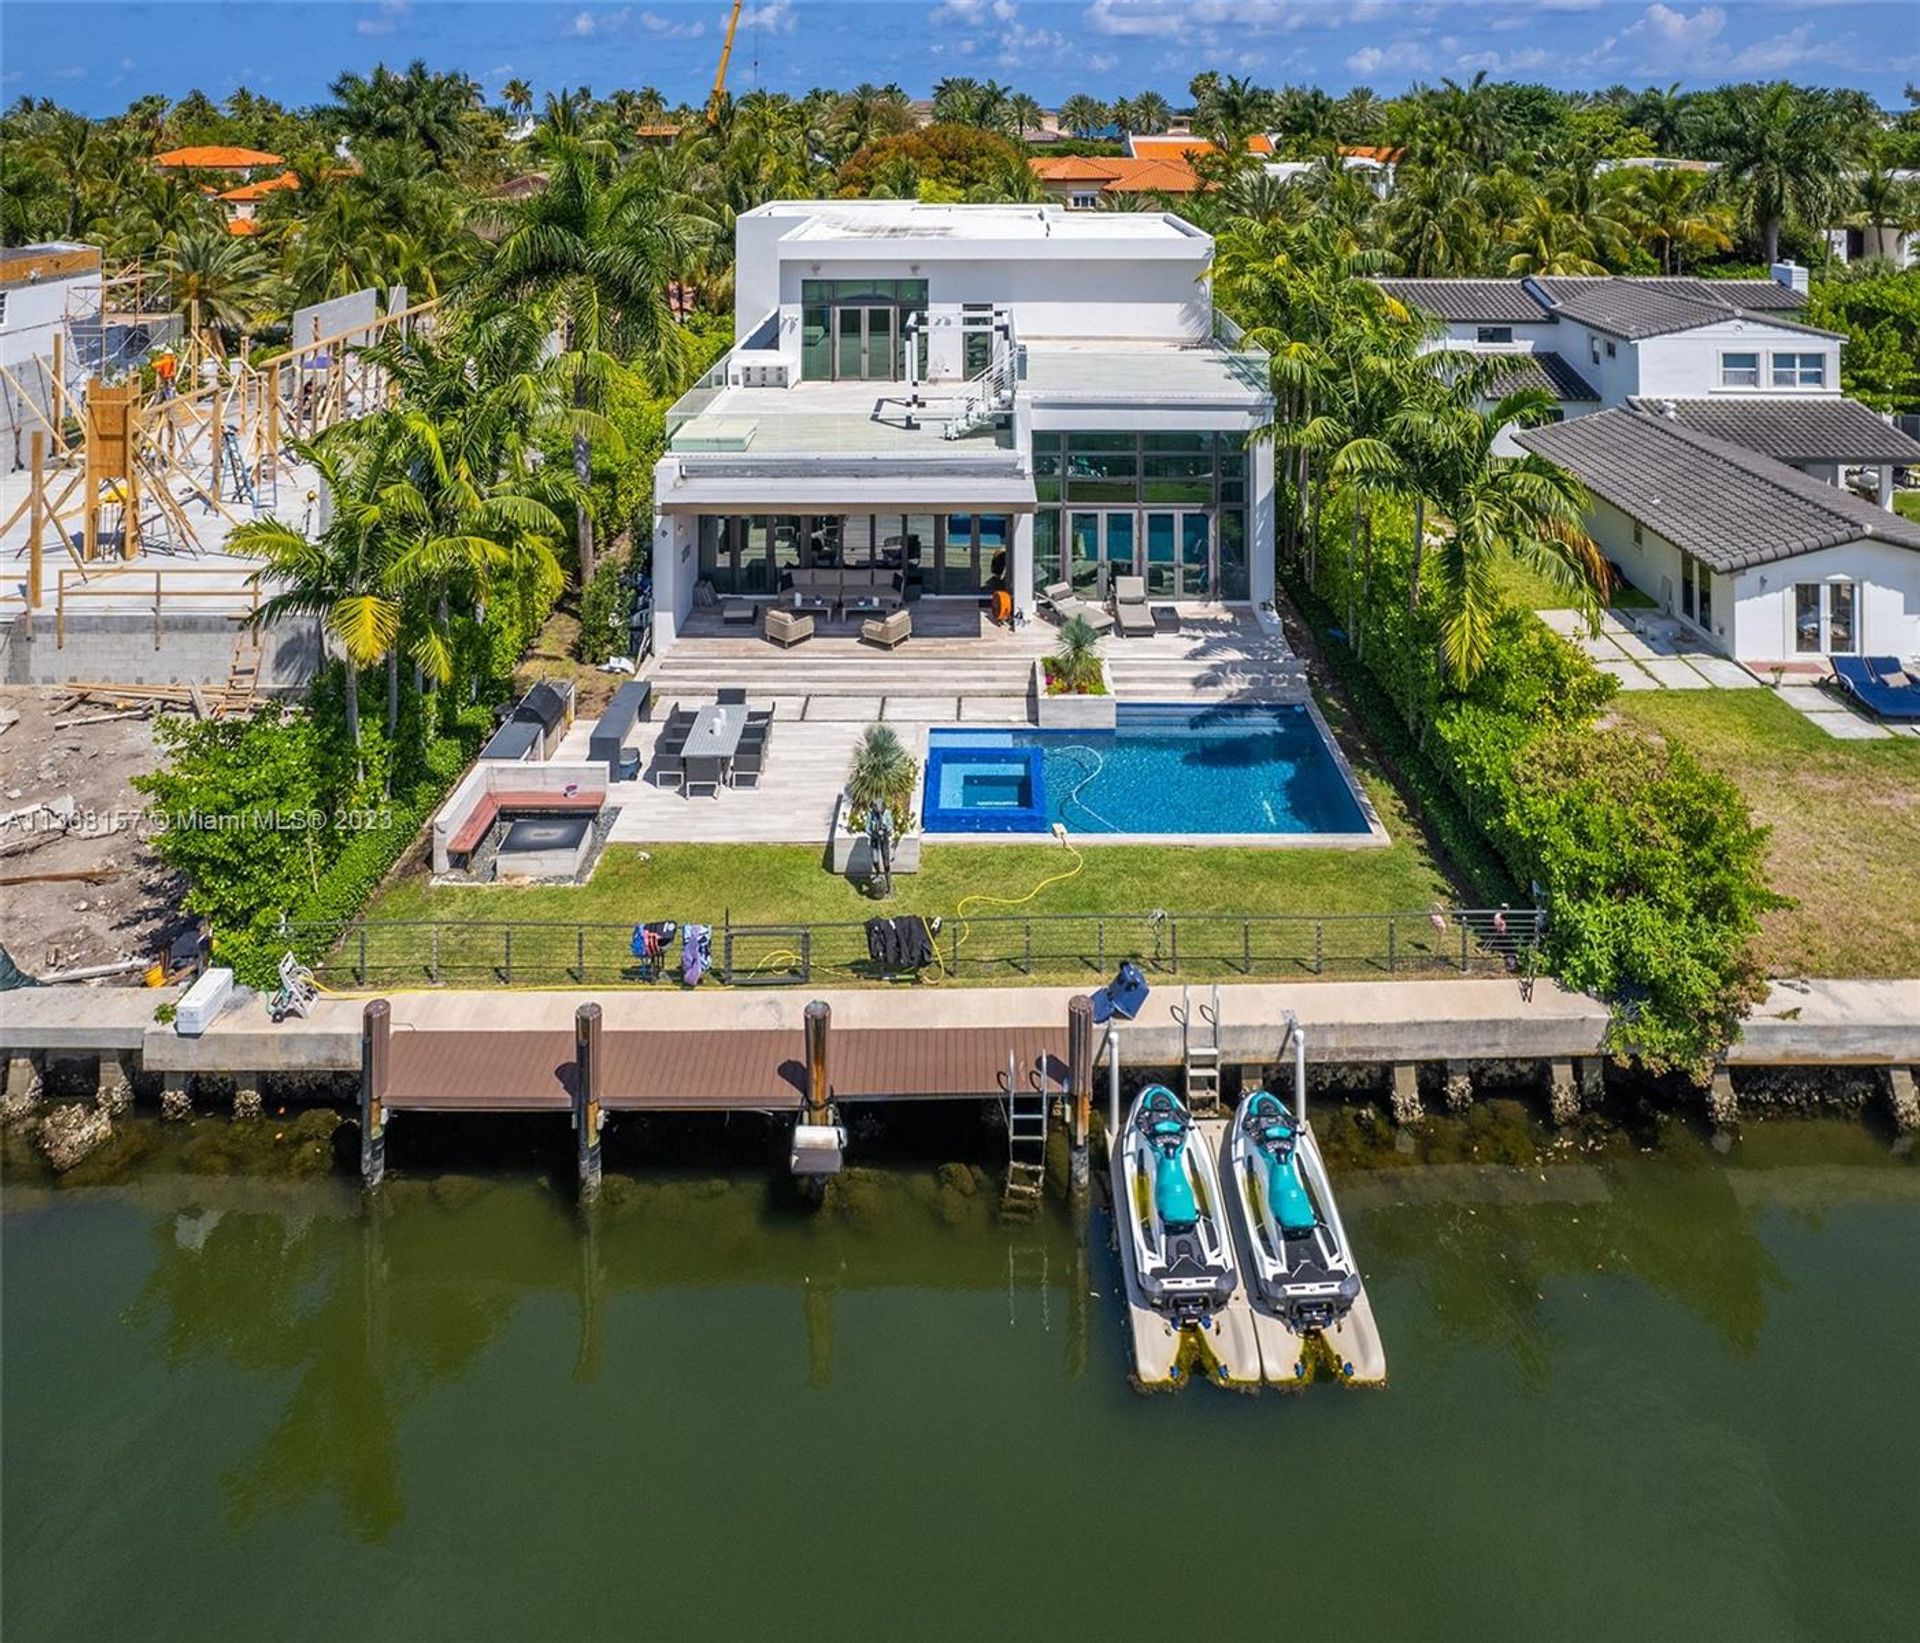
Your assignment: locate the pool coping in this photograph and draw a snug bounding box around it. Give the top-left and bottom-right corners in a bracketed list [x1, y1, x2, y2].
[913, 695, 1392, 850]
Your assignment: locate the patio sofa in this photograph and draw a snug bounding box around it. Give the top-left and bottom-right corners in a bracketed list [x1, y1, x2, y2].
[779, 567, 906, 612]
[1830, 655, 1920, 721]
[1037, 581, 1114, 636]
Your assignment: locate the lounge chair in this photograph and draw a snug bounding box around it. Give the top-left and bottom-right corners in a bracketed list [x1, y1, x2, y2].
[1038, 580, 1115, 636]
[1830, 655, 1920, 721]
[861, 608, 912, 649]
[765, 607, 813, 647]
[1111, 575, 1155, 637]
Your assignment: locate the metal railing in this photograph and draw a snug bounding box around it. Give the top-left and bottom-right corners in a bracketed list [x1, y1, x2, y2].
[284, 907, 1542, 991]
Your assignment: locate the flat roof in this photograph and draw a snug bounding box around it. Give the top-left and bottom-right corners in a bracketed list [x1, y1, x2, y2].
[749, 199, 1207, 248]
[1023, 342, 1272, 406]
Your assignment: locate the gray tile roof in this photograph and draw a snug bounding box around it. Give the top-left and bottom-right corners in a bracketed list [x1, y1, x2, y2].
[1374, 279, 1550, 323]
[1516, 408, 1920, 572]
[1624, 397, 1920, 464]
[1437, 348, 1601, 402]
[1376, 275, 1830, 341]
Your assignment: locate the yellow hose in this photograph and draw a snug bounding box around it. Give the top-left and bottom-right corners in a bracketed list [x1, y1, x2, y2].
[944, 832, 1084, 967]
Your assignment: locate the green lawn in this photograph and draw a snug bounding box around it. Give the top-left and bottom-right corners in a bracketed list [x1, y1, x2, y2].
[1894, 491, 1920, 524]
[1610, 689, 1920, 978]
[1490, 546, 1655, 612]
[358, 704, 1470, 987]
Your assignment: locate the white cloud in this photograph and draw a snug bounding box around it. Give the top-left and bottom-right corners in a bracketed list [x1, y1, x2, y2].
[932, 0, 1017, 21]
[570, 6, 631, 37]
[739, 1, 797, 31]
[640, 9, 706, 37]
[1729, 23, 1847, 73]
[1346, 38, 1433, 76]
[1624, 3, 1725, 49]
[1455, 46, 1550, 73]
[356, 0, 409, 35]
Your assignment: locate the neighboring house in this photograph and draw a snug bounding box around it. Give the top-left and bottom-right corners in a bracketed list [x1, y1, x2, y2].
[1375, 270, 1837, 456]
[217, 170, 299, 235]
[1519, 410, 1920, 665]
[1825, 170, 1920, 270]
[1385, 270, 1920, 663]
[152, 145, 297, 237]
[650, 201, 1275, 651]
[1, 243, 101, 474]
[1030, 153, 1203, 208]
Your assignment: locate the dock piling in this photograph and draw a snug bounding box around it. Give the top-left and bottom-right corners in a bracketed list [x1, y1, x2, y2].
[1444, 1059, 1474, 1114]
[1389, 1062, 1423, 1127]
[1067, 995, 1093, 1195]
[95, 1049, 135, 1116]
[574, 1003, 603, 1202]
[360, 1000, 390, 1189]
[1707, 1068, 1738, 1130]
[1547, 1057, 1580, 1126]
[160, 1071, 192, 1121]
[1887, 1067, 1916, 1135]
[804, 999, 830, 1124]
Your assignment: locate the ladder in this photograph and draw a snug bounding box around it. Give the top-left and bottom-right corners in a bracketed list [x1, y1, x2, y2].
[1181, 983, 1222, 1116]
[1001, 1049, 1051, 1219]
[220, 425, 257, 509]
[214, 626, 262, 719]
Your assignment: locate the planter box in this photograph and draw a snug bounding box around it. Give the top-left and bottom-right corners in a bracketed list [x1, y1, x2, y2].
[829, 790, 921, 876]
[1033, 657, 1117, 730]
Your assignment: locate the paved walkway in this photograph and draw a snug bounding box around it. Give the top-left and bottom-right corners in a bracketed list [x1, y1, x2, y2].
[1769, 683, 1916, 741]
[1536, 608, 1759, 691]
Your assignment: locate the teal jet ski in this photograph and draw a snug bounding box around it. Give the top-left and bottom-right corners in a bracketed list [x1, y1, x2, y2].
[1117, 1084, 1236, 1325]
[1227, 1090, 1361, 1333]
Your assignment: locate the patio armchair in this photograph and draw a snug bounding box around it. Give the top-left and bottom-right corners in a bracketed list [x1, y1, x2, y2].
[1111, 575, 1155, 637]
[861, 608, 913, 649]
[764, 607, 814, 647]
[1038, 580, 1115, 636]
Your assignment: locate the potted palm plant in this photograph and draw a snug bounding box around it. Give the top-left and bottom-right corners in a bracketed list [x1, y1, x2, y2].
[1034, 613, 1116, 729]
[834, 723, 923, 877]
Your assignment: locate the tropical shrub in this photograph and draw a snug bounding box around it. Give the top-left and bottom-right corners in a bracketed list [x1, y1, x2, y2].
[1043, 615, 1106, 695]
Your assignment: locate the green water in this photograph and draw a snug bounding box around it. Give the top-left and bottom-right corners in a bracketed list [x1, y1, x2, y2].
[4, 1115, 1918, 1642]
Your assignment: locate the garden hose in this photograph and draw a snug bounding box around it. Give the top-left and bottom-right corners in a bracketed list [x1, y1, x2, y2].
[942, 828, 1085, 970]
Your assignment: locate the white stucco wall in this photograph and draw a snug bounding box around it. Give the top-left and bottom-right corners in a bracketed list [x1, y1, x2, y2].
[650, 491, 696, 650]
[1428, 320, 1560, 352]
[1730, 539, 1920, 663]
[1633, 319, 1841, 400]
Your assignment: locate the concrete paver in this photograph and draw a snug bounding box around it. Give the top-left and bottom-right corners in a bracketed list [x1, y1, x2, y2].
[1593, 657, 1657, 689]
[1640, 658, 1712, 689]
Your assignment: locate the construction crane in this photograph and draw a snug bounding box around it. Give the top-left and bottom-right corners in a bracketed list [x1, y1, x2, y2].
[707, 0, 745, 124]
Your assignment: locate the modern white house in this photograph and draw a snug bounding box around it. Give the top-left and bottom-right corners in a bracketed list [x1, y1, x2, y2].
[1382, 270, 1920, 665]
[649, 201, 1275, 651]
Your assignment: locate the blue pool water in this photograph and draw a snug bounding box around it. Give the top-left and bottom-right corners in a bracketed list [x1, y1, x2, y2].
[923, 704, 1372, 836]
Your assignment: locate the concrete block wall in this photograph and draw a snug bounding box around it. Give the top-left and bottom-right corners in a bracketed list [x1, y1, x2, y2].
[0, 613, 322, 688]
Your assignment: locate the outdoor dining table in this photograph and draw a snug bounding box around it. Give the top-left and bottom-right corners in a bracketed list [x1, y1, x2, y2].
[686, 701, 747, 762]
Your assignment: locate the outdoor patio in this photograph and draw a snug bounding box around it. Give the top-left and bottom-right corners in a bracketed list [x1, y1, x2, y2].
[558, 603, 1312, 844]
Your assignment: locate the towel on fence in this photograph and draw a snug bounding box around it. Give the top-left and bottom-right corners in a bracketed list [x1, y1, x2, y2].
[681, 923, 712, 985]
[865, 915, 936, 971]
[630, 920, 677, 964]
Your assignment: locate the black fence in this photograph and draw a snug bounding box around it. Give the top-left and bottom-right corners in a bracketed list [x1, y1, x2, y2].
[285, 907, 1543, 990]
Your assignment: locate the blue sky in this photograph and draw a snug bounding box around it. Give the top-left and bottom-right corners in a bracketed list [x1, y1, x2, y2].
[6, 2, 1916, 115]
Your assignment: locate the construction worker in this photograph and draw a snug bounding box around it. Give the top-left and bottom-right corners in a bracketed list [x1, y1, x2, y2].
[153, 348, 178, 400]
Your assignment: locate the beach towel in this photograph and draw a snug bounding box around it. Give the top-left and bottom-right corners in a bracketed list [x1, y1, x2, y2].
[681, 923, 712, 986]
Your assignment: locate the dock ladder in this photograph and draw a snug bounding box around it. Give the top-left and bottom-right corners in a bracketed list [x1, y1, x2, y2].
[1000, 1049, 1052, 1220]
[1181, 983, 1222, 1116]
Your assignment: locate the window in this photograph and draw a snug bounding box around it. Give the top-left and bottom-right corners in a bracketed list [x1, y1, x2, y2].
[1605, 340, 1617, 358]
[1476, 325, 1513, 345]
[1590, 337, 1601, 365]
[1826, 580, 1855, 652]
[1720, 351, 1761, 388]
[1771, 351, 1826, 389]
[1070, 191, 1099, 210]
[1633, 519, 1643, 546]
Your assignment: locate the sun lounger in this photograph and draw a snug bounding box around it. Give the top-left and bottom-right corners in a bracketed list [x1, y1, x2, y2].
[1038, 580, 1115, 636]
[1111, 575, 1155, 637]
[1831, 655, 1920, 721]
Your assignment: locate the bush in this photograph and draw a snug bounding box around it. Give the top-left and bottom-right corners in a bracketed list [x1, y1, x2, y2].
[1292, 514, 1780, 1077]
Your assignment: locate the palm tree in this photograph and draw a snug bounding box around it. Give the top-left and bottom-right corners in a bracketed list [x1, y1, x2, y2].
[846, 724, 918, 835]
[1007, 94, 1044, 143]
[470, 135, 697, 587]
[503, 79, 533, 120]
[1851, 165, 1920, 262]
[1703, 81, 1859, 265]
[1414, 390, 1606, 687]
[1129, 92, 1172, 136]
[162, 227, 273, 354]
[1503, 194, 1607, 276]
[1385, 166, 1490, 276]
[1196, 75, 1272, 151]
[831, 83, 913, 160]
[932, 78, 1015, 137]
[1058, 95, 1108, 139]
[1628, 167, 1733, 274]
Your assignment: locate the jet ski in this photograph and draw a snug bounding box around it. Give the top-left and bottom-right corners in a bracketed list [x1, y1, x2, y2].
[1227, 1090, 1362, 1333]
[1117, 1084, 1236, 1325]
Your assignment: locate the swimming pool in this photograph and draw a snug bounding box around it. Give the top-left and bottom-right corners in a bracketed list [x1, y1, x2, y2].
[922, 704, 1376, 838]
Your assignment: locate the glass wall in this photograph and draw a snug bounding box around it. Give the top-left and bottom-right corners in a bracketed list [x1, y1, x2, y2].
[1029, 431, 1252, 599]
[694, 513, 1008, 598]
[799, 279, 929, 382]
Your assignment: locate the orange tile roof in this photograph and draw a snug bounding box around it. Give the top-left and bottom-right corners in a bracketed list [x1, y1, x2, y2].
[217, 172, 299, 202]
[633, 123, 682, 138]
[1031, 155, 1123, 182]
[1128, 134, 1218, 160]
[1340, 145, 1404, 164]
[1100, 157, 1203, 194]
[1247, 134, 1276, 155]
[154, 145, 285, 169]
